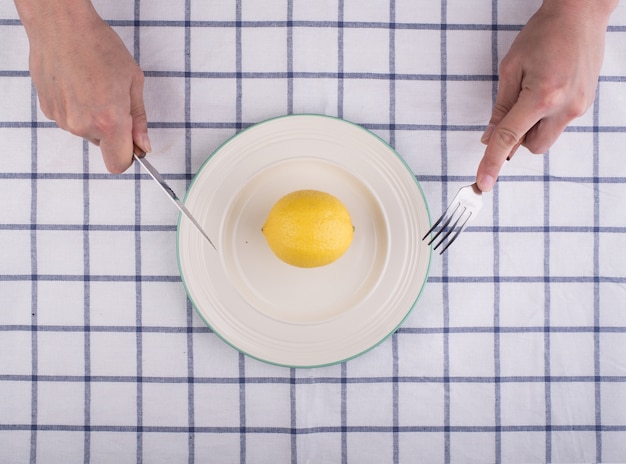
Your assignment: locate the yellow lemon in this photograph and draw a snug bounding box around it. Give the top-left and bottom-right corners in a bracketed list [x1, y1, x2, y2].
[261, 189, 355, 268]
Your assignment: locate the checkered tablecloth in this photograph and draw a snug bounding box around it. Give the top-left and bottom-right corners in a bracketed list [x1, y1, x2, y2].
[2, 0, 626, 462]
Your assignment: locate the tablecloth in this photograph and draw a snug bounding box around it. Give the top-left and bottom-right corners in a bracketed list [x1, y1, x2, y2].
[2, 0, 626, 462]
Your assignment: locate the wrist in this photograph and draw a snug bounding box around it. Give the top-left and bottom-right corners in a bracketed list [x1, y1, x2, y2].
[541, 0, 618, 24]
[14, 0, 101, 42]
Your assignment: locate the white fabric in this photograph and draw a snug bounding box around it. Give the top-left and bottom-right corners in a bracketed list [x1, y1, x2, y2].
[1, 0, 626, 462]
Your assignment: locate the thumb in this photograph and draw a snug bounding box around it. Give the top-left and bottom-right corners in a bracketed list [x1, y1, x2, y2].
[130, 73, 151, 153]
[99, 113, 134, 174]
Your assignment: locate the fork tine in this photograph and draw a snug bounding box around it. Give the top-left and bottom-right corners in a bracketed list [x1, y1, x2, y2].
[422, 208, 447, 241]
[423, 201, 460, 244]
[432, 205, 466, 251]
[423, 182, 483, 254]
[436, 209, 473, 254]
[427, 203, 461, 246]
[424, 199, 456, 237]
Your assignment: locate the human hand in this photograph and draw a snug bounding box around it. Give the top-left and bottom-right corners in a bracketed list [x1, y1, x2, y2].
[15, 0, 150, 173]
[476, 0, 617, 192]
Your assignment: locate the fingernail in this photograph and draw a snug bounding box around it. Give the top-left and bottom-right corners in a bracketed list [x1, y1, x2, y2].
[478, 174, 495, 192]
[139, 133, 152, 153]
[481, 124, 495, 144]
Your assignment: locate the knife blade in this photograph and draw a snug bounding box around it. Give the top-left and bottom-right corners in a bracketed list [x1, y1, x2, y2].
[133, 149, 216, 250]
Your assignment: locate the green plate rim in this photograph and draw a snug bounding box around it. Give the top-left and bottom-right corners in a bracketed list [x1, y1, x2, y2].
[176, 113, 432, 368]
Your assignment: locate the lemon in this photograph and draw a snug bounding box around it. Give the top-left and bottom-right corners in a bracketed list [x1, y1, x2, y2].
[261, 189, 355, 268]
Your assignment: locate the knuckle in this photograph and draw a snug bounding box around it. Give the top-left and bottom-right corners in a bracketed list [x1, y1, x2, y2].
[63, 113, 90, 137]
[523, 140, 547, 155]
[535, 86, 566, 113]
[494, 126, 521, 148]
[533, 81, 592, 119]
[498, 56, 516, 79]
[492, 101, 514, 119]
[564, 97, 590, 119]
[526, 75, 567, 108]
[523, 126, 556, 155]
[64, 106, 123, 140]
[92, 107, 122, 136]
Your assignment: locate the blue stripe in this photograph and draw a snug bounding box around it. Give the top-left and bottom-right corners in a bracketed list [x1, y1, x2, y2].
[133, 2, 144, 462]
[235, 0, 243, 131]
[4, 324, 625, 335]
[82, 139, 92, 462]
[544, 149, 553, 462]
[234, 2, 247, 463]
[3, 324, 626, 336]
[389, 1, 400, 462]
[341, 362, 348, 464]
[5, 172, 626, 186]
[337, 0, 345, 119]
[288, 3, 298, 454]
[288, 8, 297, 445]
[287, 0, 294, 115]
[2, 423, 626, 433]
[64, 18, 528, 31]
[2, 373, 625, 385]
[440, 1, 451, 462]
[1, 2, 626, 462]
[337, 2, 348, 459]
[6, 120, 626, 133]
[490, 3, 502, 462]
[184, 1, 196, 462]
[7, 273, 626, 284]
[593, 82, 603, 464]
[28, 80, 39, 464]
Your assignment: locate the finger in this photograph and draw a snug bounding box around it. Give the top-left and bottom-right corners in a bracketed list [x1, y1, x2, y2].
[130, 72, 151, 154]
[505, 137, 524, 161]
[481, 59, 523, 144]
[476, 93, 544, 192]
[505, 130, 529, 161]
[522, 116, 570, 155]
[99, 114, 134, 174]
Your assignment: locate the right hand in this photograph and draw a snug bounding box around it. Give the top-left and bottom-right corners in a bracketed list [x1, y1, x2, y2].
[17, 0, 150, 173]
[476, 0, 616, 192]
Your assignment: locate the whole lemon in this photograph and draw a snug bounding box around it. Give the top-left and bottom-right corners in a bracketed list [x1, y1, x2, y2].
[261, 189, 355, 268]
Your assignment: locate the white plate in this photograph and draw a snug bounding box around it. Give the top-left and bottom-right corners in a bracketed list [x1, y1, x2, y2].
[177, 114, 431, 367]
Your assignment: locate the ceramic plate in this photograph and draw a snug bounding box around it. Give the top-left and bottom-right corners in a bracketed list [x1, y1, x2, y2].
[177, 114, 431, 367]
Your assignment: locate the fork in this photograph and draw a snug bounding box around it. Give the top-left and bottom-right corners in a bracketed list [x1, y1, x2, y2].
[423, 182, 483, 254]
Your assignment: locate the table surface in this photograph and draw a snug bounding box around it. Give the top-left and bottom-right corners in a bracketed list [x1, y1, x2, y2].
[2, 0, 626, 463]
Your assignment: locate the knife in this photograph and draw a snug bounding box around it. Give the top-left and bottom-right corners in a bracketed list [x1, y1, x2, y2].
[133, 147, 216, 250]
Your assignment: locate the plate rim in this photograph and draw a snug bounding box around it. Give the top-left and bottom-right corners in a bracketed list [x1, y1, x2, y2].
[176, 113, 432, 368]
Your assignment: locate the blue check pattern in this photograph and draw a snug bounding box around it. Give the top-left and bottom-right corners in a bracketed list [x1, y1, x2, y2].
[2, 0, 626, 462]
